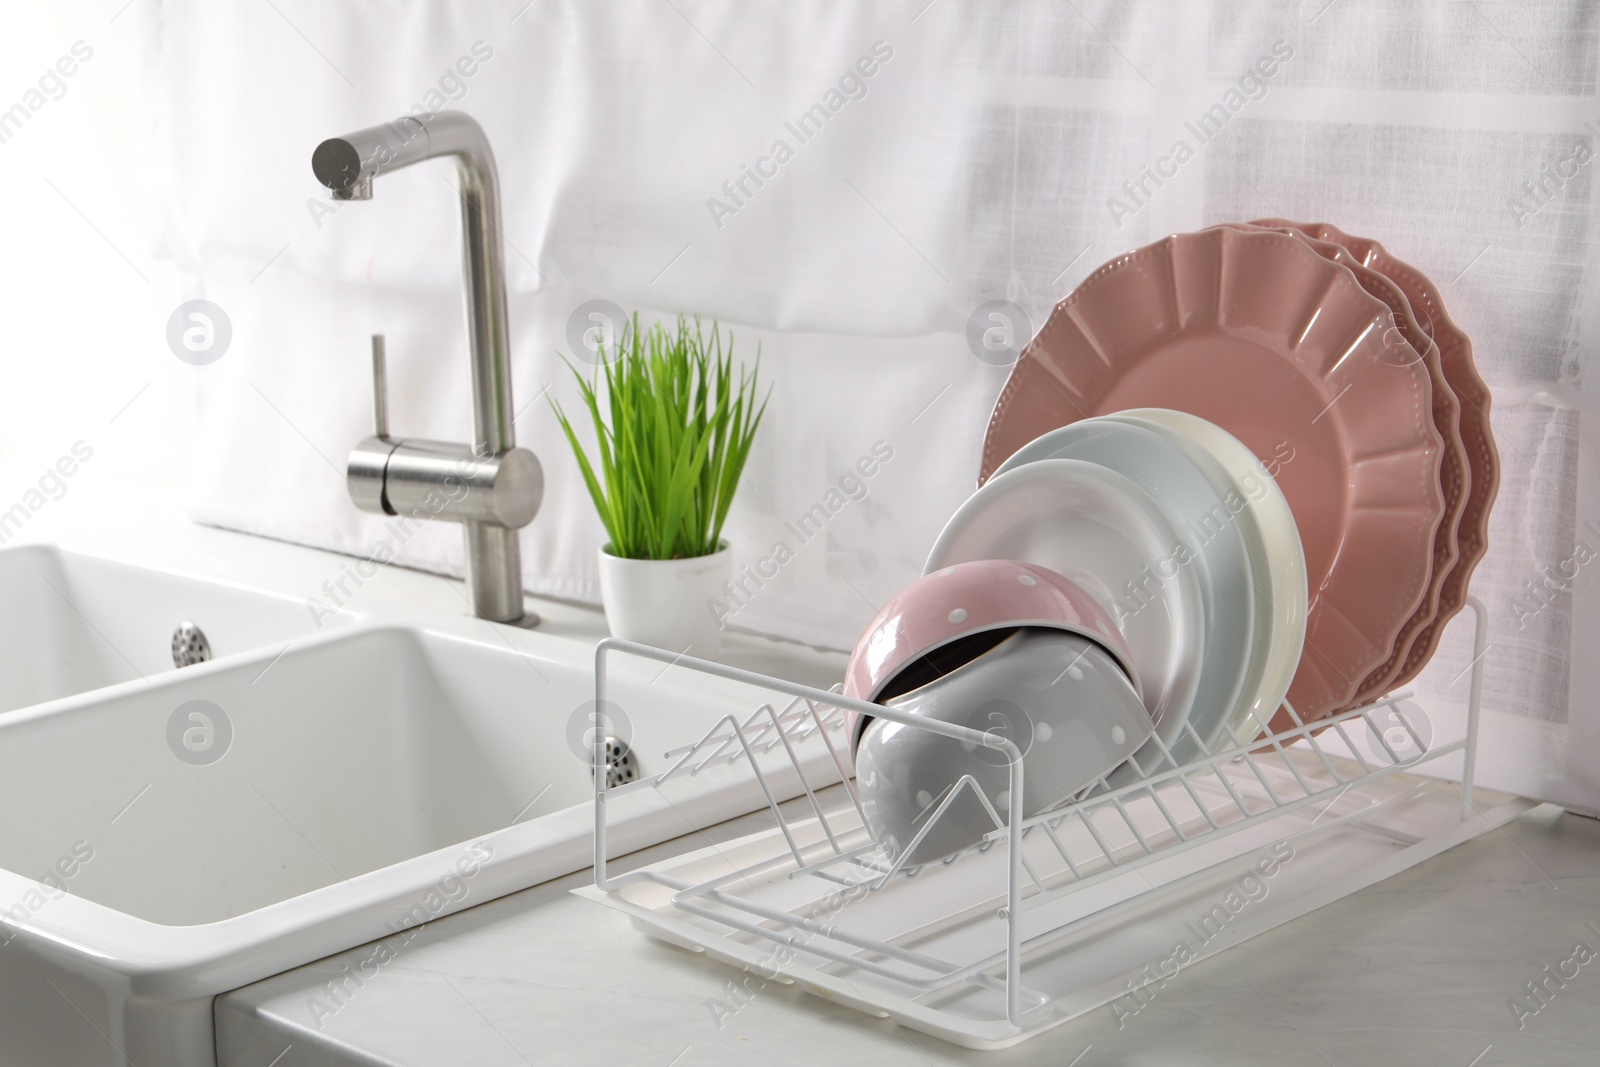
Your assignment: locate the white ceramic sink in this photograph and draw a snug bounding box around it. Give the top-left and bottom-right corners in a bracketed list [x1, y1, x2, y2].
[0, 544, 351, 714]
[0, 541, 847, 1067]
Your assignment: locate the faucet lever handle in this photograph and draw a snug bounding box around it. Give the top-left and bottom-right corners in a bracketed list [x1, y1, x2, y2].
[370, 334, 389, 439]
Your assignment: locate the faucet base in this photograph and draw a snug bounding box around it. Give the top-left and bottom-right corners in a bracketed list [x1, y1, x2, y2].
[463, 521, 533, 626]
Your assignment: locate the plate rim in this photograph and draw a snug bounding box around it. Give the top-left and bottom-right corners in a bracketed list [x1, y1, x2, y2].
[1281, 219, 1498, 689]
[1235, 221, 1467, 707]
[1108, 407, 1308, 744]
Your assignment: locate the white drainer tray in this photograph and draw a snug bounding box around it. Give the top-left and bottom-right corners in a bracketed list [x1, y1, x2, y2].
[576, 598, 1524, 1050]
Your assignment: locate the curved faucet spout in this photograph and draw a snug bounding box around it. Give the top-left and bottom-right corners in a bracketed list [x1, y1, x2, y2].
[314, 111, 515, 458]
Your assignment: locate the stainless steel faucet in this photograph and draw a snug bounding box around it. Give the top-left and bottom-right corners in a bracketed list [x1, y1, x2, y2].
[313, 111, 541, 625]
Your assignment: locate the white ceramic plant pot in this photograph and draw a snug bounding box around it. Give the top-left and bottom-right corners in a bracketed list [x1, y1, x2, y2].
[597, 542, 732, 655]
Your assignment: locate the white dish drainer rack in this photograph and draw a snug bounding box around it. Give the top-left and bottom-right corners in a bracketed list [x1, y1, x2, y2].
[577, 598, 1530, 1049]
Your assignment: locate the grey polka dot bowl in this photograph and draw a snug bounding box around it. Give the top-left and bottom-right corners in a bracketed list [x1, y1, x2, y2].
[854, 627, 1150, 867]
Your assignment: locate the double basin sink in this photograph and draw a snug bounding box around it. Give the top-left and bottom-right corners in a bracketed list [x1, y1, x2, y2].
[0, 538, 845, 1067]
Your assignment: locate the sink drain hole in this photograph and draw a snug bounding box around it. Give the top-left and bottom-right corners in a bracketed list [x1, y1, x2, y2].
[595, 735, 639, 788]
[171, 623, 211, 668]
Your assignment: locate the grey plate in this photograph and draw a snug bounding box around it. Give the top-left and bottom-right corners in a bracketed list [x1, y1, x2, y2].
[993, 419, 1259, 773]
[926, 458, 1205, 747]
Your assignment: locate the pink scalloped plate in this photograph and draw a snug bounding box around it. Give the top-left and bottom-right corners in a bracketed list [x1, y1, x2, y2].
[1255, 218, 1499, 694]
[1235, 222, 1466, 710]
[981, 227, 1446, 723]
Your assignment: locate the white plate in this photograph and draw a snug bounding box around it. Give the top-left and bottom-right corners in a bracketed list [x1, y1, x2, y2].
[1118, 409, 1306, 744]
[994, 419, 1256, 772]
[924, 458, 1205, 738]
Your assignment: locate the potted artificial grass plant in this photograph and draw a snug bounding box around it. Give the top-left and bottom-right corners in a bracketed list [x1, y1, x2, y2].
[552, 314, 766, 653]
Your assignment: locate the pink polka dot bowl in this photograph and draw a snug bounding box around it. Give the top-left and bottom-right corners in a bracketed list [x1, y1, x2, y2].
[841, 559, 1140, 755]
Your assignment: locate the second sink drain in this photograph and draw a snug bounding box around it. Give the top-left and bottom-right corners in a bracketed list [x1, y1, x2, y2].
[171, 622, 211, 668]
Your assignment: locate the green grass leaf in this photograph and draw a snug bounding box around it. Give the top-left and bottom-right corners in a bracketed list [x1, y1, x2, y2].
[550, 314, 767, 560]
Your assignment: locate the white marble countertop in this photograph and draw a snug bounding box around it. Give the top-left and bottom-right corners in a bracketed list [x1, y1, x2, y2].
[218, 799, 1600, 1067]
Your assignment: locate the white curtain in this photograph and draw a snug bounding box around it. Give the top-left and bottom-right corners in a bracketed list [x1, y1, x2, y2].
[144, 0, 1599, 811]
